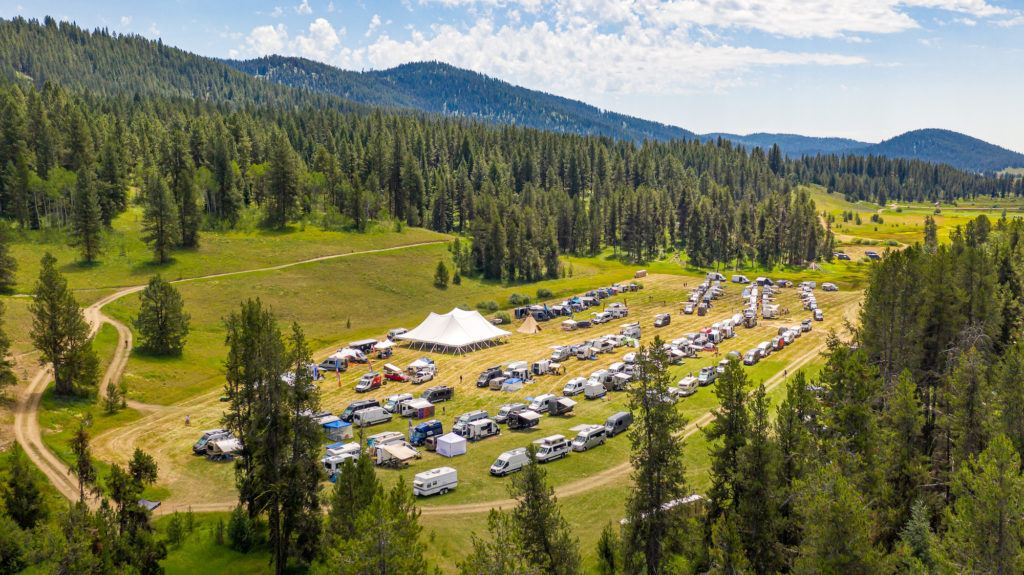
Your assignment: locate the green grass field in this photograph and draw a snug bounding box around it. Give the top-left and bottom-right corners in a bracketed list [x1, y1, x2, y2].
[6, 190, 885, 574]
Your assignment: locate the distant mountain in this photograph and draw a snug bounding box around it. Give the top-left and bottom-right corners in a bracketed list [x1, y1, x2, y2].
[702, 133, 869, 157]
[226, 57, 695, 142]
[859, 129, 1024, 173]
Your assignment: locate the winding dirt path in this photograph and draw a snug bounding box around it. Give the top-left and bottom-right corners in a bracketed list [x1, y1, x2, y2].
[13, 241, 448, 505]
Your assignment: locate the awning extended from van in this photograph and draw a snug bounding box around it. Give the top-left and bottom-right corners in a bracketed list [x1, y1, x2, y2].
[381, 443, 418, 462]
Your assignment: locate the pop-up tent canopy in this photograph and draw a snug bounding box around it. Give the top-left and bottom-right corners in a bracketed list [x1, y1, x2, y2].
[397, 308, 510, 353]
[436, 433, 467, 458]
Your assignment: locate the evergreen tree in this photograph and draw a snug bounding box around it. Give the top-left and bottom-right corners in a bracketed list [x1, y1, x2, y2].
[266, 130, 299, 229]
[623, 339, 688, 575]
[29, 253, 97, 396]
[948, 348, 992, 466]
[879, 370, 929, 545]
[704, 359, 750, 532]
[326, 455, 378, 542]
[509, 447, 581, 575]
[923, 215, 939, 254]
[433, 260, 449, 289]
[69, 420, 97, 503]
[460, 510, 528, 575]
[944, 434, 1024, 575]
[734, 384, 783, 573]
[1, 443, 48, 530]
[793, 463, 886, 575]
[133, 275, 189, 356]
[322, 478, 429, 575]
[708, 513, 753, 575]
[141, 171, 181, 264]
[774, 371, 817, 549]
[0, 300, 16, 397]
[893, 500, 952, 574]
[0, 222, 16, 293]
[70, 167, 104, 263]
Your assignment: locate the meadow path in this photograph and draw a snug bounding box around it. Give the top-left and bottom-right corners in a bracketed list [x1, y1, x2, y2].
[13, 241, 448, 506]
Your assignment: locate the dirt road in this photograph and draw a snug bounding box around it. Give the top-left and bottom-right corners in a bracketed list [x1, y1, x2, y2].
[13, 241, 448, 506]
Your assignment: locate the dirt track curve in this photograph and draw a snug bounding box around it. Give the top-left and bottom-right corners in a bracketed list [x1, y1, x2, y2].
[15, 242, 858, 517]
[13, 241, 448, 506]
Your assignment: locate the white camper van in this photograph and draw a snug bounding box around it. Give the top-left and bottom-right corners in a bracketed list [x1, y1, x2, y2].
[571, 425, 608, 451]
[353, 406, 393, 427]
[490, 447, 531, 477]
[413, 467, 458, 496]
[533, 435, 571, 463]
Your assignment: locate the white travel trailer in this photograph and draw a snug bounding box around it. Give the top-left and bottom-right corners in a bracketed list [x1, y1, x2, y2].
[413, 467, 458, 496]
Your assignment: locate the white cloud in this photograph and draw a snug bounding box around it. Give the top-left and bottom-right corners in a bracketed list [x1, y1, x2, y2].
[270, 6, 284, 17]
[343, 18, 864, 96]
[421, 0, 1011, 39]
[366, 14, 382, 37]
[120, 15, 132, 27]
[295, 0, 313, 15]
[148, 23, 160, 37]
[234, 19, 346, 61]
[328, 1, 336, 12]
[294, 18, 342, 59]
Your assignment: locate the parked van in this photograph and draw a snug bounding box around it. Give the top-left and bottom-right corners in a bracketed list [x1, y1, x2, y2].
[383, 393, 414, 413]
[508, 410, 542, 430]
[716, 359, 730, 374]
[550, 346, 571, 362]
[697, 366, 717, 386]
[572, 425, 608, 451]
[476, 366, 503, 388]
[410, 420, 444, 446]
[192, 429, 230, 455]
[365, 431, 405, 448]
[620, 323, 641, 338]
[453, 410, 490, 435]
[400, 398, 435, 419]
[529, 393, 557, 413]
[413, 467, 458, 497]
[461, 419, 500, 441]
[546, 396, 577, 416]
[495, 403, 527, 424]
[605, 412, 634, 437]
[318, 353, 349, 372]
[322, 453, 358, 479]
[490, 447, 530, 477]
[757, 341, 773, 358]
[743, 349, 762, 366]
[563, 377, 587, 396]
[421, 386, 454, 403]
[654, 313, 671, 327]
[534, 435, 571, 463]
[353, 406, 392, 427]
[339, 399, 380, 422]
[731, 274, 750, 284]
[584, 381, 607, 400]
[814, 309, 824, 321]
[772, 336, 785, 352]
[387, 327, 408, 340]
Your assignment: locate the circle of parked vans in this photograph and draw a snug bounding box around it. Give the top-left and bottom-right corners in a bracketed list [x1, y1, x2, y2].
[193, 275, 832, 496]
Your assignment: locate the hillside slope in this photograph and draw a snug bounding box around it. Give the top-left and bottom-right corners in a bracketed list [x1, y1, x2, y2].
[227, 57, 695, 142]
[860, 129, 1024, 173]
[702, 132, 869, 157]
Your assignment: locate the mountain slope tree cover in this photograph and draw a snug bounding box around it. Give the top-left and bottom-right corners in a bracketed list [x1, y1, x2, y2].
[0, 17, 1019, 279]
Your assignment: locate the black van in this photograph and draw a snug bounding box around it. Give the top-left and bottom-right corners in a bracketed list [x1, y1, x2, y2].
[339, 399, 380, 422]
[604, 411, 633, 437]
[421, 386, 454, 403]
[476, 367, 503, 388]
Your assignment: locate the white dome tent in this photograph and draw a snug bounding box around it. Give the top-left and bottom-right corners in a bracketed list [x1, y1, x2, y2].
[397, 308, 510, 354]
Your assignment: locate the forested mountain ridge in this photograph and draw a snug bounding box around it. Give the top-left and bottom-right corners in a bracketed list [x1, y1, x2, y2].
[227, 57, 696, 142]
[863, 129, 1024, 173]
[228, 56, 1024, 173]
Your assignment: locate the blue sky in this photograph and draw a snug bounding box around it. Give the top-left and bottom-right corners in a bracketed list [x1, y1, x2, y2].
[3, 0, 1023, 151]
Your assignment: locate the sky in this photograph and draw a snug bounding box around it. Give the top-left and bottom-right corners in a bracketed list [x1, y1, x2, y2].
[3, 1, 1023, 151]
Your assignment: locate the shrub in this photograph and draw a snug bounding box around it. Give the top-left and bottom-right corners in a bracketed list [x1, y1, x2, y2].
[885, 240, 899, 247]
[166, 512, 185, 547]
[476, 301, 499, 312]
[536, 288, 553, 299]
[508, 293, 531, 306]
[495, 312, 511, 325]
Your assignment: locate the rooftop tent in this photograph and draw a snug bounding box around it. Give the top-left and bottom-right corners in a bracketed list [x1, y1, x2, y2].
[435, 432, 467, 458]
[517, 315, 542, 335]
[397, 308, 511, 353]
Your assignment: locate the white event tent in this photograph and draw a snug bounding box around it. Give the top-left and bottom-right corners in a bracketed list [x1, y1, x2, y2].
[396, 308, 510, 353]
[435, 433, 467, 458]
